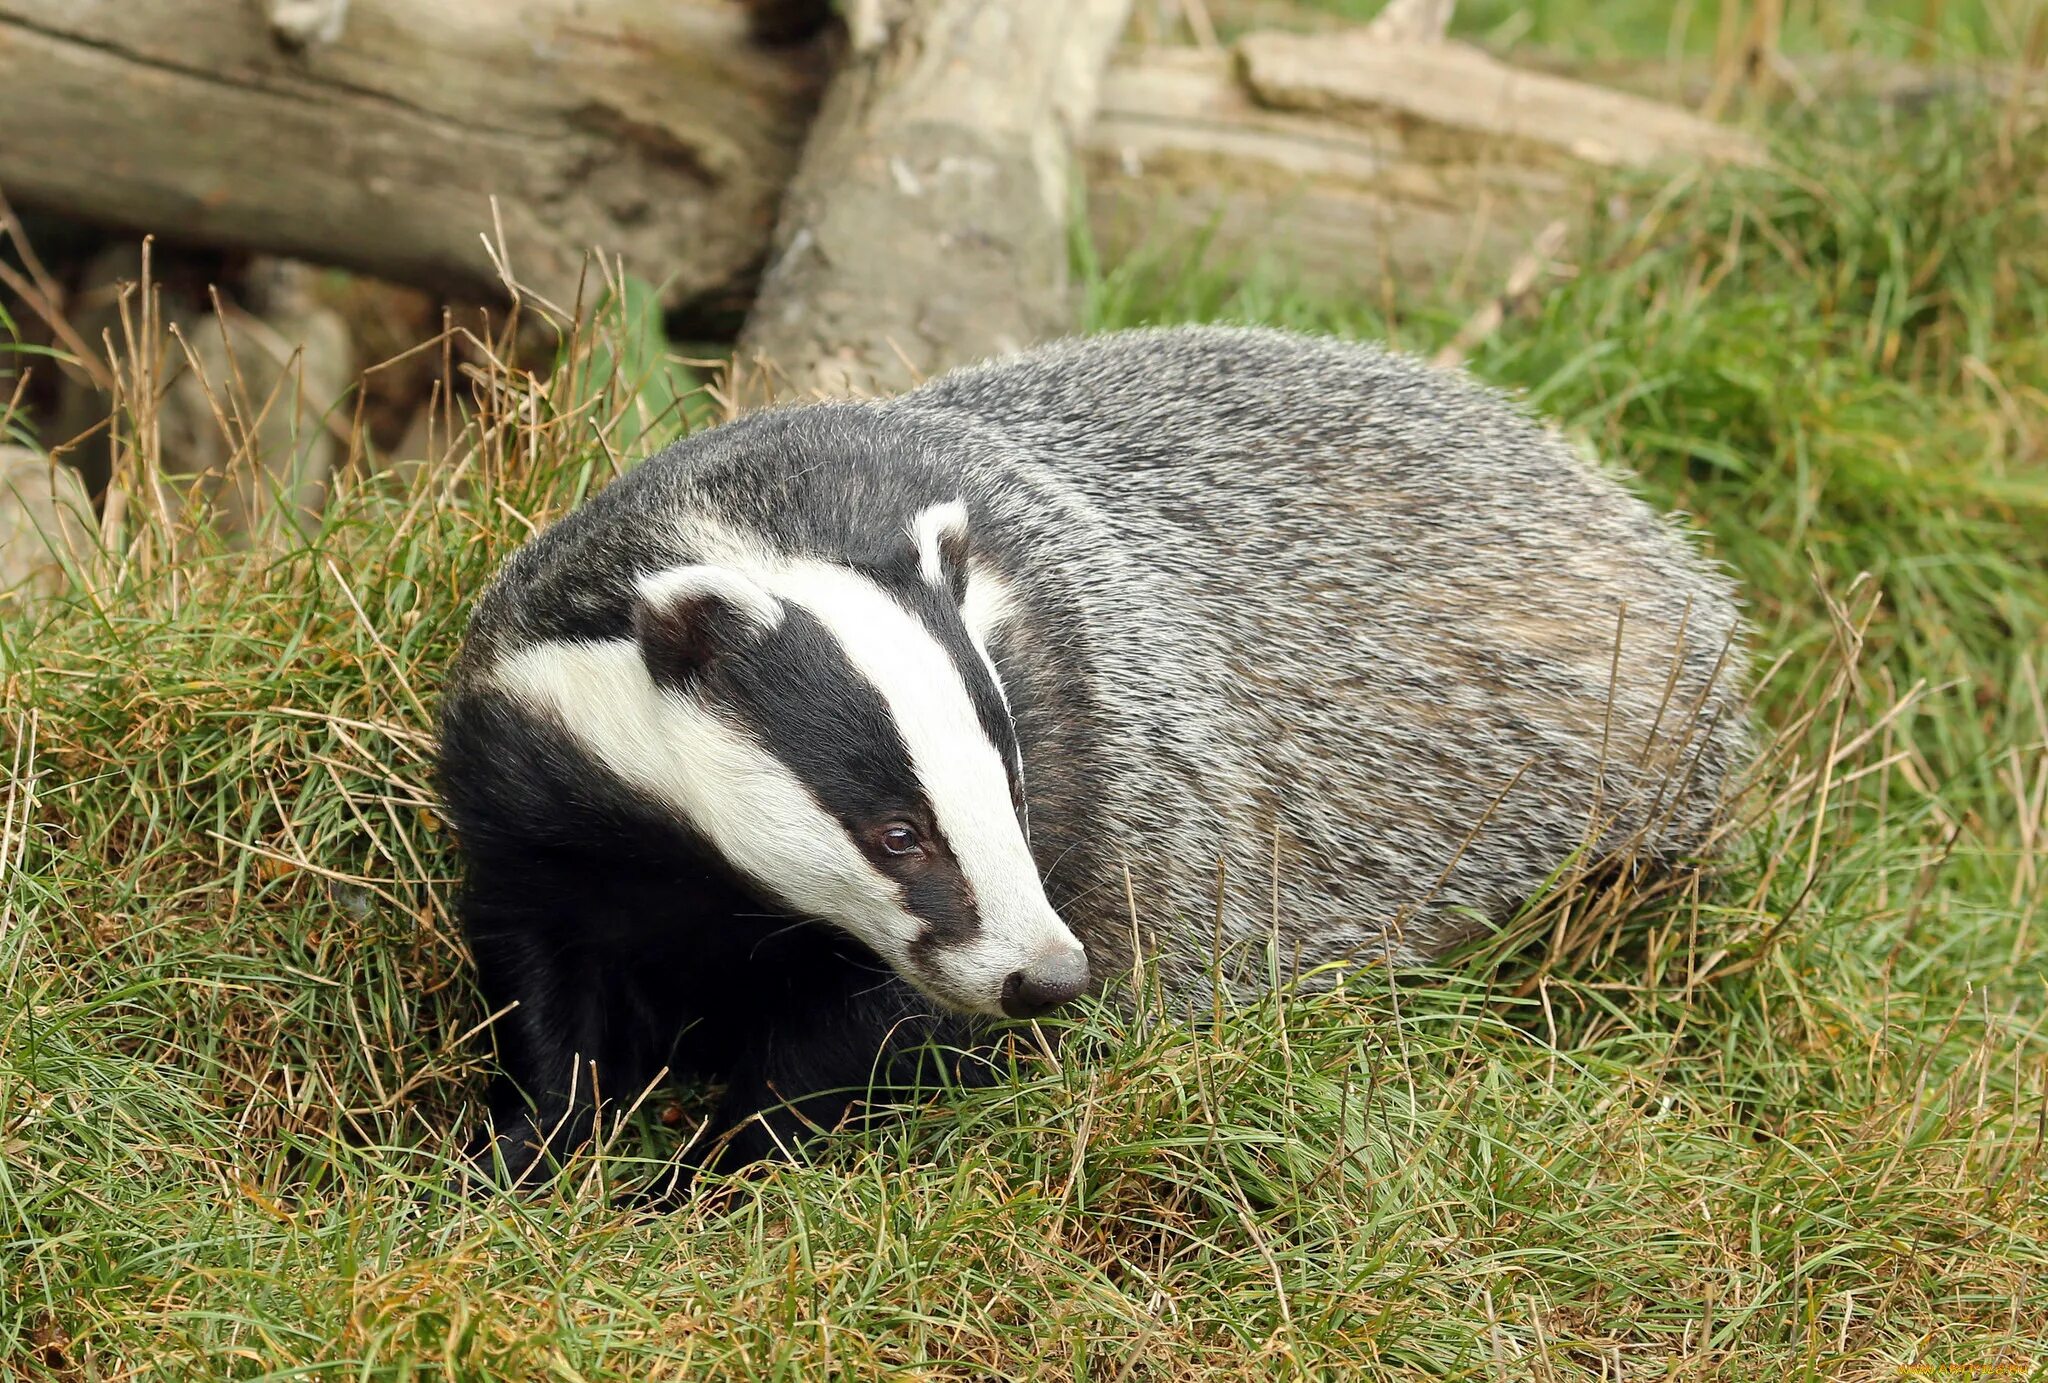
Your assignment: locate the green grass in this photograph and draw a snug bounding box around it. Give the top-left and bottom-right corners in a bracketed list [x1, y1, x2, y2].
[1298, 0, 2035, 59]
[5, 56, 2047, 1383]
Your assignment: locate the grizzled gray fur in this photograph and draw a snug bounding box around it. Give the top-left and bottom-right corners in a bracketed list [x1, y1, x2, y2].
[900, 326, 1748, 991]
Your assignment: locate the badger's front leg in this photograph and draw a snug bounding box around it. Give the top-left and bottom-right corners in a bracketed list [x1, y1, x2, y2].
[461, 921, 654, 1191]
[673, 972, 991, 1184]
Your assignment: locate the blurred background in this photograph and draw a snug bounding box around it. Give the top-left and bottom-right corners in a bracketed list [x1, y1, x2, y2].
[2, 0, 2039, 579]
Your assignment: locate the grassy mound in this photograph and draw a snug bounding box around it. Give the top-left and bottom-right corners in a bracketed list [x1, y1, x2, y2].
[5, 80, 2045, 1381]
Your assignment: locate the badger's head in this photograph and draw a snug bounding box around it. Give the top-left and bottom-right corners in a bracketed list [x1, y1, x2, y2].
[486, 501, 1090, 1020]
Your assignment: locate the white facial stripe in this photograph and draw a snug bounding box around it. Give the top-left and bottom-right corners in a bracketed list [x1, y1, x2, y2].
[910, 501, 969, 589]
[490, 639, 920, 962]
[760, 558, 1080, 1001]
[635, 564, 783, 632]
[959, 563, 1027, 781]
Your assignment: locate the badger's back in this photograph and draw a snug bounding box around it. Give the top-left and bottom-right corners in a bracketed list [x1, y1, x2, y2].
[893, 327, 1748, 979]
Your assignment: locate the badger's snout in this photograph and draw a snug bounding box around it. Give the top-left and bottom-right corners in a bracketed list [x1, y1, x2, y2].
[999, 945, 1091, 1018]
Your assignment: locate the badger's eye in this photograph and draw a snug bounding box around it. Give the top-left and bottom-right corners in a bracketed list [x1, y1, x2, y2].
[876, 824, 923, 857]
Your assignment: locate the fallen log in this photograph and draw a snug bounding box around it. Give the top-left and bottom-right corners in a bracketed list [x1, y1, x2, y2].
[736, 0, 1134, 398]
[1083, 36, 1763, 297]
[1236, 31, 1763, 169]
[0, 1, 1781, 349]
[0, 0, 824, 310]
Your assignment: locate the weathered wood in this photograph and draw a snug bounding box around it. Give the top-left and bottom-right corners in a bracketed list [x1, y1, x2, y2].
[1236, 32, 1764, 169]
[0, 0, 824, 309]
[736, 0, 1133, 398]
[0, 0, 1792, 349]
[1084, 39, 1763, 296]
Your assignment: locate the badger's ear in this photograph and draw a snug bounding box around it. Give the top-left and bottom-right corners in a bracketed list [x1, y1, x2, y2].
[632, 565, 783, 691]
[909, 500, 971, 607]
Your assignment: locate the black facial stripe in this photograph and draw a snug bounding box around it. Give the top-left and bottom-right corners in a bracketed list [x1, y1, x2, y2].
[701, 605, 984, 947]
[710, 606, 923, 829]
[903, 872, 979, 951]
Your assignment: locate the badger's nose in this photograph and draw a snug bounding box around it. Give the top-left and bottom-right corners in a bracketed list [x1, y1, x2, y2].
[1000, 947, 1091, 1019]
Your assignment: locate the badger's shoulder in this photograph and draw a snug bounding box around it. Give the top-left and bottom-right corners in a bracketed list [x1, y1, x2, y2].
[903, 324, 1397, 400]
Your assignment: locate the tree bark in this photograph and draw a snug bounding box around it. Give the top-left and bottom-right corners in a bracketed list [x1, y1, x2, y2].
[1084, 38, 1762, 299]
[735, 0, 1134, 399]
[0, 0, 824, 310]
[1235, 31, 1764, 170]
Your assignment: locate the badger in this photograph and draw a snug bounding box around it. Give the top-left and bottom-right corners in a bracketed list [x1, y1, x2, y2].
[438, 326, 1749, 1186]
